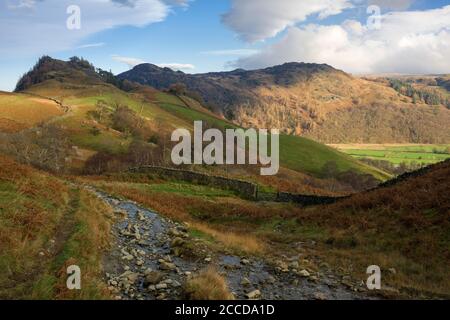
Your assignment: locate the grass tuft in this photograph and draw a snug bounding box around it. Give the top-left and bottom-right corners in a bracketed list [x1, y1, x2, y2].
[184, 267, 234, 300]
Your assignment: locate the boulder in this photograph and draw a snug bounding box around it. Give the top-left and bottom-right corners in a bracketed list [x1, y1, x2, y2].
[159, 260, 176, 271]
[314, 292, 327, 300]
[299, 269, 310, 277]
[241, 277, 251, 286]
[120, 271, 139, 284]
[144, 271, 164, 286]
[246, 290, 261, 300]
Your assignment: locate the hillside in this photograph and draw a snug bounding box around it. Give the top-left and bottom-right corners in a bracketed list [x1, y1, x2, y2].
[5, 57, 389, 191]
[292, 159, 450, 296]
[0, 91, 63, 133]
[119, 63, 450, 144]
[0, 155, 112, 299]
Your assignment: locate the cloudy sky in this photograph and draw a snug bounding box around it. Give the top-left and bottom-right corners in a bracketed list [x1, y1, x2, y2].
[0, 0, 449, 91]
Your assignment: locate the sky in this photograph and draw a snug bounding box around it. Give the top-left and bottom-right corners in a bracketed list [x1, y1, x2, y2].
[0, 0, 449, 91]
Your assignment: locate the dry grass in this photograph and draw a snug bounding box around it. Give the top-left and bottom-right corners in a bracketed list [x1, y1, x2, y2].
[0, 155, 69, 298]
[0, 92, 63, 133]
[0, 155, 112, 299]
[51, 189, 113, 300]
[293, 160, 450, 296]
[190, 222, 264, 254]
[184, 267, 234, 300]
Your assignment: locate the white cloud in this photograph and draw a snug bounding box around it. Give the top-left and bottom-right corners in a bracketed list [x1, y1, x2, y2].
[222, 0, 353, 42]
[200, 49, 260, 56]
[232, 5, 450, 74]
[7, 0, 38, 9]
[158, 63, 195, 70]
[77, 42, 106, 49]
[0, 0, 188, 57]
[112, 55, 146, 68]
[112, 55, 195, 70]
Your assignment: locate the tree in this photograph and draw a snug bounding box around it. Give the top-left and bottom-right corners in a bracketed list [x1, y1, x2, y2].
[168, 83, 187, 96]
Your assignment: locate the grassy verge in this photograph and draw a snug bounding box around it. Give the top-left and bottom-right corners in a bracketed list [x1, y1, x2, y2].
[0, 156, 113, 299]
[32, 189, 113, 300]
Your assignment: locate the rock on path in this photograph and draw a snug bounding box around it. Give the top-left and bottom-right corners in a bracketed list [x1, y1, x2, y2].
[90, 188, 369, 300]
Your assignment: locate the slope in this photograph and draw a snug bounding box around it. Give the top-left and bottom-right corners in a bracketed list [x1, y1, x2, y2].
[0, 155, 112, 299]
[119, 62, 450, 144]
[292, 160, 450, 296]
[9, 56, 389, 185]
[0, 91, 63, 133]
[147, 90, 390, 180]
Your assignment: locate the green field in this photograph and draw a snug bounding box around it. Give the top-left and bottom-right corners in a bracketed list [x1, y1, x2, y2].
[332, 144, 450, 165]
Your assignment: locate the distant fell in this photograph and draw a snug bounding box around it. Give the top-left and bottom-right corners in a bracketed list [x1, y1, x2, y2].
[119, 62, 450, 144]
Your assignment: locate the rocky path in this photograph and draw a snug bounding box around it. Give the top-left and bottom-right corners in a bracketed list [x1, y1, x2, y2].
[91, 189, 369, 300]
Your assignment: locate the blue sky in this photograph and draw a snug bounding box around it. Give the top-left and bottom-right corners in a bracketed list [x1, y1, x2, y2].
[1, 0, 450, 91]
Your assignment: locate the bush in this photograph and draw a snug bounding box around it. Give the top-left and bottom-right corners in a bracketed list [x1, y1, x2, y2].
[111, 105, 147, 138]
[90, 127, 101, 136]
[83, 152, 125, 175]
[168, 83, 187, 96]
[183, 267, 234, 300]
[0, 124, 71, 173]
[83, 139, 162, 174]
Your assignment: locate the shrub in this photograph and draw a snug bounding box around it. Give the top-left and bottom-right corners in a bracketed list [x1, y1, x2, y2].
[184, 267, 234, 300]
[0, 124, 71, 173]
[90, 127, 101, 136]
[111, 105, 150, 139]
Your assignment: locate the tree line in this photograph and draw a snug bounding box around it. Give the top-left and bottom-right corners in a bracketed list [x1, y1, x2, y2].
[389, 78, 450, 108]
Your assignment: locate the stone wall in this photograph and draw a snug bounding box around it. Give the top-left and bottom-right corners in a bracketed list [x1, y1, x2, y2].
[275, 192, 347, 206]
[128, 166, 350, 206]
[128, 166, 258, 199]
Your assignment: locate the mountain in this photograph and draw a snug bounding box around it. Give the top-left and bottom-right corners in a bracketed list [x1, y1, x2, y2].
[3, 56, 389, 192]
[119, 62, 450, 144]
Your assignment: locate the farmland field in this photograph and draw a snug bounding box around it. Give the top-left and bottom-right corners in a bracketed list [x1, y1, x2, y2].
[329, 144, 450, 165]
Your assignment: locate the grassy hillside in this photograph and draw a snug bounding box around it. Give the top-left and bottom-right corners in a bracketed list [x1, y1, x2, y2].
[6, 56, 389, 190]
[294, 160, 450, 297]
[151, 92, 390, 180]
[0, 155, 112, 299]
[0, 91, 63, 133]
[119, 62, 450, 144]
[22, 77, 388, 181]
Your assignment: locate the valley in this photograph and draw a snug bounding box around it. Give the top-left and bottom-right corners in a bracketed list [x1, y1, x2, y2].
[0, 56, 449, 300]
